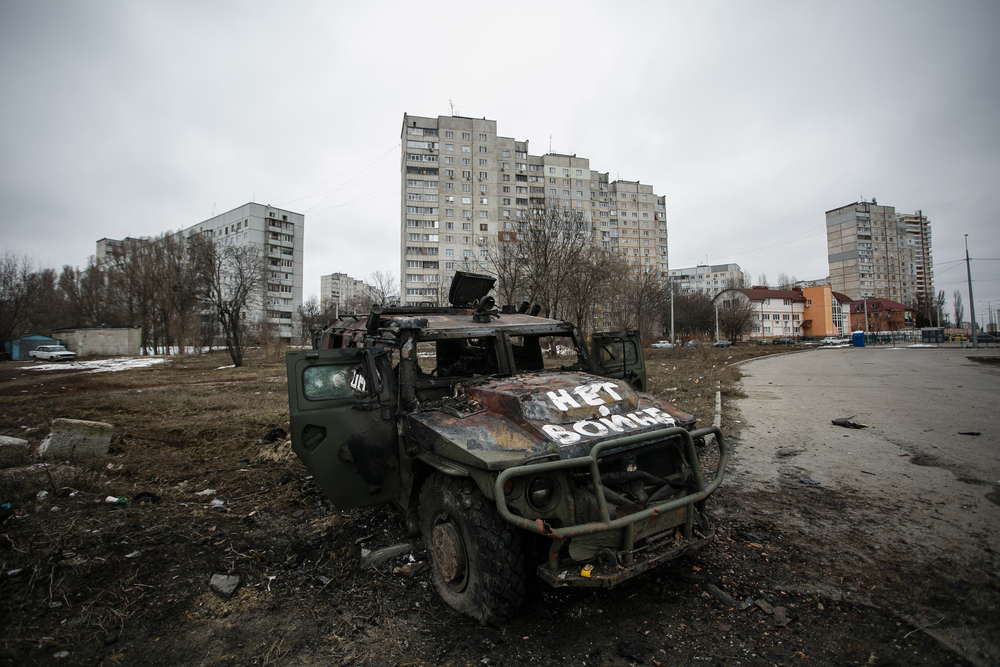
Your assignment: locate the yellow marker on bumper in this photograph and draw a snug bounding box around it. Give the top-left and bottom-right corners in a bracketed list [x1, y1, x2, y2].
[580, 564, 594, 578]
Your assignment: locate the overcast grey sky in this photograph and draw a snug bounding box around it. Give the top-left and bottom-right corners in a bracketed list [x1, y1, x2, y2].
[2, 1, 998, 325]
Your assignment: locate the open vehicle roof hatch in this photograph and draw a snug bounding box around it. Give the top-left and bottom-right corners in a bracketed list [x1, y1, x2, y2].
[448, 270, 496, 307]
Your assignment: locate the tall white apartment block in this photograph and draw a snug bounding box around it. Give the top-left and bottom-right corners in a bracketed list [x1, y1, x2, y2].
[101, 202, 305, 340]
[668, 263, 745, 295]
[184, 203, 305, 340]
[400, 114, 669, 307]
[826, 200, 933, 305]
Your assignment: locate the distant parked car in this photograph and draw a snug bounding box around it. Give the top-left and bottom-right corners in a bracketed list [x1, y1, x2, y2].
[773, 338, 794, 345]
[976, 334, 998, 344]
[651, 340, 674, 349]
[712, 340, 732, 348]
[684, 340, 700, 348]
[820, 337, 841, 345]
[757, 338, 773, 345]
[29, 345, 76, 361]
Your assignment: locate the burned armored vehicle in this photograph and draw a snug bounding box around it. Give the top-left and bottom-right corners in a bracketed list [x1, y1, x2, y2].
[286, 272, 728, 624]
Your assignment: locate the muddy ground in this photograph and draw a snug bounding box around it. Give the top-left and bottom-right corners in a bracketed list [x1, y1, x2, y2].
[0, 346, 993, 667]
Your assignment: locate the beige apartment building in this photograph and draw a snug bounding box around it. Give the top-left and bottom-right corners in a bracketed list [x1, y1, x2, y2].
[319, 272, 370, 311]
[400, 114, 669, 307]
[826, 200, 933, 306]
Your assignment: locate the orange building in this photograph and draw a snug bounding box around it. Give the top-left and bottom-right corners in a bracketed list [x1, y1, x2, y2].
[800, 286, 852, 338]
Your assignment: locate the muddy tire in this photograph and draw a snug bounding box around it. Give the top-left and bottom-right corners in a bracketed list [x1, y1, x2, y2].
[419, 473, 524, 625]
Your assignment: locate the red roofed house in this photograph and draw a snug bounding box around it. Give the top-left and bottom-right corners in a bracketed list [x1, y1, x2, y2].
[849, 298, 915, 333]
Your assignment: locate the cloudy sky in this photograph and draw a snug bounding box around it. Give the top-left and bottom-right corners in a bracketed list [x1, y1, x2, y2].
[2, 1, 998, 325]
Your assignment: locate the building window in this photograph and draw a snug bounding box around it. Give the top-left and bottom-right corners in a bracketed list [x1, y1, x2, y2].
[445, 130, 453, 138]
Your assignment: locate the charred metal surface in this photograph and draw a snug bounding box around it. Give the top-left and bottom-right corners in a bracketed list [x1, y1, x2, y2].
[289, 271, 730, 612]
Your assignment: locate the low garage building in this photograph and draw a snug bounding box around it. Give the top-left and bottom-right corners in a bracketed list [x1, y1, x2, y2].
[51, 327, 142, 357]
[3, 334, 62, 361]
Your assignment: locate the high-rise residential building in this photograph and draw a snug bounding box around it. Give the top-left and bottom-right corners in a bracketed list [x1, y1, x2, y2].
[826, 200, 933, 306]
[97, 202, 305, 340]
[320, 272, 370, 311]
[400, 114, 669, 306]
[667, 263, 744, 295]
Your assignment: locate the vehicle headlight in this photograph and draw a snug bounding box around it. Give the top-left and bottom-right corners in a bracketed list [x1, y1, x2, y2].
[528, 476, 555, 509]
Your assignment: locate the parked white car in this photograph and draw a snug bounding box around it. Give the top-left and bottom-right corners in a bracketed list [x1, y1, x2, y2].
[29, 345, 77, 361]
[820, 337, 841, 345]
[651, 340, 674, 349]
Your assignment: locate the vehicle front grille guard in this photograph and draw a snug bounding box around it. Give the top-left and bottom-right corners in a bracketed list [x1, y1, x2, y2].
[493, 426, 727, 570]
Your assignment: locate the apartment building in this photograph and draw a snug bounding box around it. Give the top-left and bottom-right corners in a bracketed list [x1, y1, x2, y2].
[98, 203, 304, 340]
[826, 200, 933, 306]
[400, 114, 669, 306]
[320, 272, 370, 312]
[668, 263, 744, 295]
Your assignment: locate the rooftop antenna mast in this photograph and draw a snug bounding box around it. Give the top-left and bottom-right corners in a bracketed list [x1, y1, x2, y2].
[449, 100, 454, 116]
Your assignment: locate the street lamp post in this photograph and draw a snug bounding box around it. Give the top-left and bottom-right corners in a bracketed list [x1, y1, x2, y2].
[965, 234, 978, 349]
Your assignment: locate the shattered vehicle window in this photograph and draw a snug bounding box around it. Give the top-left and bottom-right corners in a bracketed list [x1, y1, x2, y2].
[303, 363, 367, 401]
[513, 333, 582, 372]
[428, 337, 500, 378]
[598, 339, 638, 366]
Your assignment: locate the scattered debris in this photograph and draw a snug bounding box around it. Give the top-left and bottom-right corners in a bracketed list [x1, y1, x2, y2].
[133, 491, 160, 504]
[359, 541, 423, 568]
[832, 416, 867, 429]
[799, 478, 821, 485]
[257, 427, 287, 445]
[958, 432, 981, 436]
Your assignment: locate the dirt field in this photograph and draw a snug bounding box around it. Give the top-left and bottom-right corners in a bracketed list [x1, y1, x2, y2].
[0, 346, 989, 666]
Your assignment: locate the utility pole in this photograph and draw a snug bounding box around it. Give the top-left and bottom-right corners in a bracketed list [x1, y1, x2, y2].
[966, 234, 978, 348]
[669, 277, 675, 343]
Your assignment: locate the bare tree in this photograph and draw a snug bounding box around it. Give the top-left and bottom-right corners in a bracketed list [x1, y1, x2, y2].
[486, 203, 592, 322]
[953, 290, 964, 328]
[562, 248, 622, 337]
[190, 235, 267, 367]
[673, 292, 715, 338]
[369, 270, 400, 307]
[0, 251, 41, 342]
[716, 291, 756, 342]
[297, 295, 339, 343]
[607, 264, 668, 339]
[775, 272, 798, 290]
[934, 290, 947, 327]
[756, 273, 769, 288]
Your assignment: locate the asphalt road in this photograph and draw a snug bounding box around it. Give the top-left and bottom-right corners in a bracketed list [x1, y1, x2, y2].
[731, 345, 1000, 556]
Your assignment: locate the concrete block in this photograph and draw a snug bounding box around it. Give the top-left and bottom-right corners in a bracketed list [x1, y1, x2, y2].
[37, 419, 113, 458]
[0, 435, 31, 468]
[210, 574, 240, 598]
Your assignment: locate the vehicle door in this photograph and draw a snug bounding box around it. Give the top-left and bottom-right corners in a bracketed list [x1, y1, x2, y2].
[286, 347, 399, 509]
[590, 330, 647, 391]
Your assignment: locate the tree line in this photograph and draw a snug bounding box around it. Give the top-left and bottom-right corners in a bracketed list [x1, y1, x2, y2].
[1, 233, 272, 366]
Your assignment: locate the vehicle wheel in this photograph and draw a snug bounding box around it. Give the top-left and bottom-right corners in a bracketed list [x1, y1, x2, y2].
[419, 473, 524, 625]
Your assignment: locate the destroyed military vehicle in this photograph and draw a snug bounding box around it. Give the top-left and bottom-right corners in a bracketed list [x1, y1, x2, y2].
[286, 272, 728, 624]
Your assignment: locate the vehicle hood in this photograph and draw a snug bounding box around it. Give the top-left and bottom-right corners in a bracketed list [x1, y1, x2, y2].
[405, 372, 696, 466]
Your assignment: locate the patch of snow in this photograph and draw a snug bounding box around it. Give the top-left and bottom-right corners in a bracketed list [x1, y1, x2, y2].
[28, 357, 169, 374]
